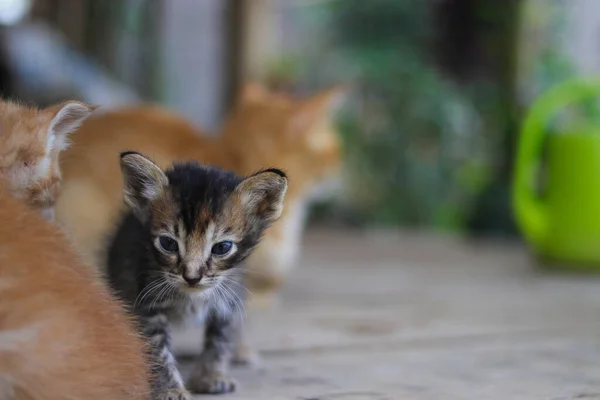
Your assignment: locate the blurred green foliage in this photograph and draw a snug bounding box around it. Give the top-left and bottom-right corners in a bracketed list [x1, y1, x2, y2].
[325, 0, 495, 230]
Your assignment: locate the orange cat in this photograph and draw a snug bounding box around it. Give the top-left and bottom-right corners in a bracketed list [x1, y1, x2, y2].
[0, 100, 150, 400]
[56, 83, 344, 303]
[0, 101, 93, 220]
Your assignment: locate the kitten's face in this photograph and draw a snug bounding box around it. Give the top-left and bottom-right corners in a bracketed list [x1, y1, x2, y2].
[220, 83, 346, 196]
[120, 152, 287, 296]
[0, 100, 95, 218]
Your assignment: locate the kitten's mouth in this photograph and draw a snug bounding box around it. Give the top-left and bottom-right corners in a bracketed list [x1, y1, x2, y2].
[180, 282, 211, 293]
[172, 275, 220, 296]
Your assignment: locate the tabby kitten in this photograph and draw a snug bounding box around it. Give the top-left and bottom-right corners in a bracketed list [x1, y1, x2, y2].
[107, 152, 287, 399]
[0, 100, 151, 400]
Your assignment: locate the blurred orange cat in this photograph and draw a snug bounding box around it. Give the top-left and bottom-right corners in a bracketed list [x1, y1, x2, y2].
[56, 83, 345, 303]
[0, 100, 150, 400]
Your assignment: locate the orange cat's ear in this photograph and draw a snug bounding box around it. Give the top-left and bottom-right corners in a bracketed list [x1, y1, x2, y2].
[289, 85, 349, 136]
[44, 101, 97, 153]
[238, 82, 269, 105]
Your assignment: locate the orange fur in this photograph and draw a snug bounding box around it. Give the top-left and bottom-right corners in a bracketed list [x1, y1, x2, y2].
[56, 83, 344, 301]
[0, 100, 96, 217]
[0, 100, 150, 400]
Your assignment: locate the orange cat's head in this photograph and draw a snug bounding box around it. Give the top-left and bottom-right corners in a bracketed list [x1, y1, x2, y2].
[0, 100, 95, 218]
[220, 83, 346, 200]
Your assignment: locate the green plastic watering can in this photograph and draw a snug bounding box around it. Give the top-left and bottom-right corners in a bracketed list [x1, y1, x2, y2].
[513, 77, 600, 269]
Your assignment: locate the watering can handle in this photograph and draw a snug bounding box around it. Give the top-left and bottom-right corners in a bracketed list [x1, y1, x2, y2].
[513, 77, 600, 246]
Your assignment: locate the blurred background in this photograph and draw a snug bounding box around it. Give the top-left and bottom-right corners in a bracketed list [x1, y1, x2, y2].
[1, 0, 599, 241]
[6, 3, 600, 396]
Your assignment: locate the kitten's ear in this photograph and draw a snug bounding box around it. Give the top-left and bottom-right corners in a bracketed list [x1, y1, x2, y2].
[289, 85, 349, 135]
[43, 101, 97, 153]
[238, 82, 269, 105]
[235, 168, 288, 224]
[119, 151, 168, 220]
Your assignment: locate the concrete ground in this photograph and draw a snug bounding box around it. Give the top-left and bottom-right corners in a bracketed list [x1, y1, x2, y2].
[174, 229, 600, 400]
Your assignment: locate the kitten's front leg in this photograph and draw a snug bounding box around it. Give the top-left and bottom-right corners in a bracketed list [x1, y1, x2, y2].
[141, 312, 191, 400]
[187, 309, 239, 394]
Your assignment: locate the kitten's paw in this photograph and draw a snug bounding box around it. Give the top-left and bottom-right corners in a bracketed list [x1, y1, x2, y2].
[187, 373, 237, 394]
[157, 387, 192, 400]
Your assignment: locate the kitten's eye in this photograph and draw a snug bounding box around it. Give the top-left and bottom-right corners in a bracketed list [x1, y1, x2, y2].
[211, 241, 233, 256]
[158, 235, 179, 253]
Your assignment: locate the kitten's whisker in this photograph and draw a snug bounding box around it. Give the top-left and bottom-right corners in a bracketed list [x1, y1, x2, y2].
[227, 284, 246, 319]
[220, 277, 252, 296]
[148, 286, 166, 311]
[166, 282, 181, 303]
[217, 285, 231, 315]
[211, 285, 226, 316]
[220, 283, 245, 322]
[221, 276, 252, 308]
[216, 285, 233, 316]
[152, 284, 168, 309]
[206, 285, 216, 307]
[151, 282, 173, 310]
[134, 279, 166, 309]
[164, 283, 175, 300]
[158, 283, 175, 308]
[142, 282, 167, 310]
[144, 280, 169, 310]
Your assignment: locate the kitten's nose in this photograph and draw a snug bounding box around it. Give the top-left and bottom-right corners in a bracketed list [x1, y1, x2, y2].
[183, 275, 202, 286]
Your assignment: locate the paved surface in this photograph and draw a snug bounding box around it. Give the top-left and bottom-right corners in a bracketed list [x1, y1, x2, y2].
[174, 229, 600, 399]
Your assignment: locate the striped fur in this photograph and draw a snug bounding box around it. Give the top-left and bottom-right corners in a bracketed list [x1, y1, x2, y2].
[106, 153, 287, 399]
